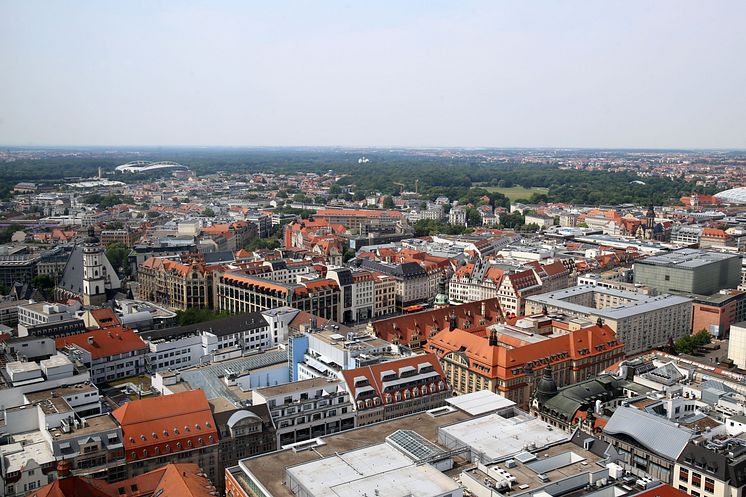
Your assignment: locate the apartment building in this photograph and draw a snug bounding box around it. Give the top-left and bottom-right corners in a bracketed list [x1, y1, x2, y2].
[341, 354, 450, 426]
[427, 315, 625, 408]
[138, 256, 213, 310]
[526, 285, 693, 355]
[251, 378, 356, 448]
[112, 390, 220, 482]
[55, 327, 148, 384]
[216, 272, 340, 322]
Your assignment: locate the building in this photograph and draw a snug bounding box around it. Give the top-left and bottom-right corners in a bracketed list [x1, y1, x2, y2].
[216, 272, 340, 322]
[210, 400, 277, 493]
[313, 208, 403, 235]
[357, 259, 432, 309]
[326, 267, 374, 323]
[56, 230, 122, 305]
[26, 461, 217, 497]
[55, 327, 148, 384]
[251, 377, 356, 448]
[525, 285, 693, 355]
[100, 228, 140, 248]
[674, 437, 746, 497]
[634, 249, 741, 296]
[728, 322, 746, 370]
[341, 354, 450, 426]
[427, 315, 625, 408]
[369, 298, 505, 349]
[111, 389, 220, 482]
[137, 256, 213, 310]
[372, 272, 396, 317]
[17, 302, 76, 337]
[691, 290, 746, 337]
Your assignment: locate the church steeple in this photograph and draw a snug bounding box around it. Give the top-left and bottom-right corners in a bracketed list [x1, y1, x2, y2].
[82, 226, 106, 306]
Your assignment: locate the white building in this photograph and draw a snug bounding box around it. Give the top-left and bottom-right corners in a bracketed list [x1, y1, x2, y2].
[729, 322, 746, 370]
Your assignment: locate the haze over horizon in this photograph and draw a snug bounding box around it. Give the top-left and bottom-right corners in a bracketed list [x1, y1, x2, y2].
[2, 1, 745, 149]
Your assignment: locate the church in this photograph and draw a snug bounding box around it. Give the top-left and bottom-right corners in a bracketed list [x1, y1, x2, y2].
[56, 227, 122, 306]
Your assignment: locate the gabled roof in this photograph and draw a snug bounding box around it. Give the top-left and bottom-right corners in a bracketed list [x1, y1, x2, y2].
[603, 406, 692, 460]
[55, 327, 147, 360]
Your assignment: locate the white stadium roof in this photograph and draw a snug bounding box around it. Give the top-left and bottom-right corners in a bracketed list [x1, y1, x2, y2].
[715, 187, 746, 204]
[115, 161, 189, 173]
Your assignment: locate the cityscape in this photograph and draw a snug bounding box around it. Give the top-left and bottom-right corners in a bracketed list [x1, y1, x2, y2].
[2, 2, 746, 497]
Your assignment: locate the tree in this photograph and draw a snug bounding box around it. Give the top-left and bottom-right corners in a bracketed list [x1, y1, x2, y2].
[202, 207, 215, 217]
[31, 274, 54, 293]
[175, 308, 230, 326]
[466, 208, 482, 227]
[244, 238, 280, 251]
[382, 196, 395, 209]
[106, 242, 130, 276]
[674, 330, 711, 355]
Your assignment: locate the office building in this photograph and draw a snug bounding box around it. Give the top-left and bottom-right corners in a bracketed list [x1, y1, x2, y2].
[634, 249, 740, 295]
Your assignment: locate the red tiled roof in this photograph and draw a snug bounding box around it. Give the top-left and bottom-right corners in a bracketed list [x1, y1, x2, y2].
[55, 327, 147, 360]
[29, 462, 215, 497]
[113, 390, 218, 462]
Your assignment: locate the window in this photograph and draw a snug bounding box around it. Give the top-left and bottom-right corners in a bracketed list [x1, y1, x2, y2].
[704, 477, 714, 493]
[679, 468, 689, 482]
[691, 473, 701, 488]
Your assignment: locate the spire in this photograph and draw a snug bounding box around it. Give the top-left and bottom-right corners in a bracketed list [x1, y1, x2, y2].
[534, 365, 559, 404]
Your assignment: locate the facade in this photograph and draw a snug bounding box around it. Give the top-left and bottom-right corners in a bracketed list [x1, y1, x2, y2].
[112, 389, 220, 482]
[427, 316, 625, 408]
[369, 298, 505, 350]
[216, 272, 340, 322]
[55, 327, 148, 384]
[372, 272, 396, 317]
[137, 256, 213, 310]
[691, 290, 746, 337]
[357, 259, 432, 308]
[210, 402, 277, 493]
[17, 302, 75, 337]
[634, 249, 741, 295]
[674, 437, 746, 497]
[251, 378, 356, 448]
[341, 353, 450, 426]
[313, 208, 403, 235]
[326, 267, 375, 323]
[525, 285, 693, 355]
[729, 323, 746, 370]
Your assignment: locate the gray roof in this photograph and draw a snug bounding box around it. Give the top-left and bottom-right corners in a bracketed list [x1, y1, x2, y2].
[58, 245, 120, 297]
[141, 312, 268, 340]
[202, 250, 236, 264]
[526, 285, 692, 320]
[603, 406, 692, 460]
[637, 248, 739, 269]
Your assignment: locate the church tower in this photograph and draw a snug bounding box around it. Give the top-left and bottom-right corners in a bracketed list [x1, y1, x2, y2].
[646, 205, 656, 231]
[82, 226, 107, 306]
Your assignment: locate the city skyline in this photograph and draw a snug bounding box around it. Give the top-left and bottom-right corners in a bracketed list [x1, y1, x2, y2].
[2, 1, 745, 149]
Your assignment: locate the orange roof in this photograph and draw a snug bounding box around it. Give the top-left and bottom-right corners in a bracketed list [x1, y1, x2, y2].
[31, 462, 216, 497]
[315, 208, 403, 219]
[55, 327, 147, 360]
[113, 390, 218, 462]
[88, 308, 121, 329]
[633, 485, 691, 497]
[427, 323, 624, 381]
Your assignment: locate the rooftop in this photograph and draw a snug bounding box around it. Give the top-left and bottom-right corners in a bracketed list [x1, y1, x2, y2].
[232, 408, 472, 497]
[637, 248, 739, 268]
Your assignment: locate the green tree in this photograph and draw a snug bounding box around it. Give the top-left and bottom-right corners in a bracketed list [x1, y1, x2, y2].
[244, 238, 281, 251]
[106, 242, 130, 276]
[675, 330, 712, 355]
[382, 196, 395, 209]
[175, 308, 230, 326]
[31, 274, 54, 293]
[202, 207, 215, 217]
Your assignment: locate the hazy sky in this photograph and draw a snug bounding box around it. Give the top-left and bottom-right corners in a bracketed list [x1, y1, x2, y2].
[1, 1, 745, 148]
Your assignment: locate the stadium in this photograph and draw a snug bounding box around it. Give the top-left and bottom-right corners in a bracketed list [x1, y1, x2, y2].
[114, 161, 190, 173]
[714, 186, 746, 205]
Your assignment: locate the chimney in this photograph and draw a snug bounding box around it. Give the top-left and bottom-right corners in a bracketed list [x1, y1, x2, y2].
[489, 328, 498, 347]
[87, 336, 94, 345]
[480, 301, 486, 318]
[449, 311, 457, 331]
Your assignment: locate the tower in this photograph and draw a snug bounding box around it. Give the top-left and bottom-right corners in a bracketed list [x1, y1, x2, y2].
[433, 277, 449, 309]
[82, 226, 107, 306]
[646, 205, 656, 231]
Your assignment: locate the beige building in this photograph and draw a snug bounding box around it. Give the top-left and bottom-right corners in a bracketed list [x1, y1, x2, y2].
[525, 285, 693, 355]
[138, 256, 212, 310]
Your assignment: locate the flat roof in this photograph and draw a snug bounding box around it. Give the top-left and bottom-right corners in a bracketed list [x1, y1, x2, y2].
[438, 411, 568, 463]
[286, 443, 459, 497]
[637, 248, 739, 268]
[445, 390, 516, 416]
[234, 408, 472, 497]
[254, 377, 336, 398]
[526, 285, 692, 320]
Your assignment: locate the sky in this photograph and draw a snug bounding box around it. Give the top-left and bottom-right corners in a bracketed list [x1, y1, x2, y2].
[1, 1, 745, 149]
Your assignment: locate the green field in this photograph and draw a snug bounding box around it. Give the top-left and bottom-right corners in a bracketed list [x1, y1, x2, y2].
[480, 186, 549, 202]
